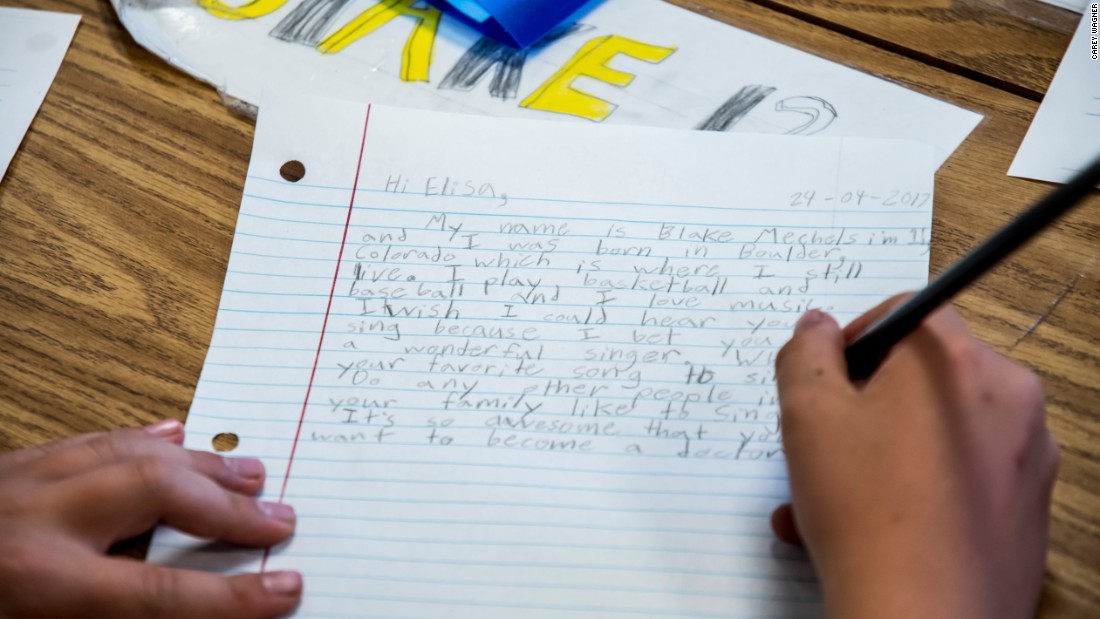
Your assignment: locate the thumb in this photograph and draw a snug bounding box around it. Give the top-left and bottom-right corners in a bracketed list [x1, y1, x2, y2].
[776, 310, 852, 442]
[776, 310, 850, 400]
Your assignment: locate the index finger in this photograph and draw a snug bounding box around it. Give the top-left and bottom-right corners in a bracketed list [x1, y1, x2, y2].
[841, 292, 911, 342]
[0, 421, 183, 474]
[50, 459, 294, 550]
[844, 292, 971, 344]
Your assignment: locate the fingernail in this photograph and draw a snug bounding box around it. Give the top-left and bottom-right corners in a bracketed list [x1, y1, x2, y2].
[260, 501, 296, 523]
[144, 419, 183, 439]
[262, 570, 302, 596]
[794, 309, 823, 333]
[226, 457, 264, 480]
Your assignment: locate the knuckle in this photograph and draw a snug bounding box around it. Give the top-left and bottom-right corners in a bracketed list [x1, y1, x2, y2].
[127, 457, 173, 497]
[191, 450, 227, 476]
[136, 568, 177, 617]
[84, 433, 126, 464]
[226, 574, 266, 610]
[943, 335, 981, 373]
[39, 431, 106, 459]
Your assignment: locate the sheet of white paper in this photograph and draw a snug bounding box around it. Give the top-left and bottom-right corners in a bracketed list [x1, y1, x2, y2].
[110, 0, 980, 168]
[1009, 9, 1100, 184]
[1036, 0, 1088, 13]
[147, 92, 936, 618]
[0, 7, 80, 181]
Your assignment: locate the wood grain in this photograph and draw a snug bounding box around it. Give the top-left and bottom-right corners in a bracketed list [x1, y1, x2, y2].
[0, 0, 1096, 616]
[733, 0, 1082, 99]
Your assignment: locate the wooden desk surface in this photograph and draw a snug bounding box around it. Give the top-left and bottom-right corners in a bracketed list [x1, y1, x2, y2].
[1, 0, 1097, 616]
[737, 0, 1080, 98]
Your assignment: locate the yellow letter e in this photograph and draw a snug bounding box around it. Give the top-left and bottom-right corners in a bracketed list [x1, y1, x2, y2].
[521, 35, 676, 122]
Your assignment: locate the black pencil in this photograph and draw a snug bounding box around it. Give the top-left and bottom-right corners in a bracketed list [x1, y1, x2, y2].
[844, 154, 1100, 381]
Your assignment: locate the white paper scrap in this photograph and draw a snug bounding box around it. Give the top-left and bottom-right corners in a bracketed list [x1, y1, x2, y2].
[110, 0, 981, 167]
[1036, 0, 1088, 14]
[1010, 9, 1100, 184]
[0, 7, 80, 181]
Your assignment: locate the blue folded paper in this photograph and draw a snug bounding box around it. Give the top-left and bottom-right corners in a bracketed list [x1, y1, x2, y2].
[426, 0, 598, 48]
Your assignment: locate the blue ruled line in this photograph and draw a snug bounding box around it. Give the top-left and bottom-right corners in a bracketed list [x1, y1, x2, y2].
[246, 173, 926, 216]
[227, 266, 924, 284]
[241, 192, 928, 231]
[176, 450, 789, 482]
[231, 229, 926, 263]
[184, 428, 784, 463]
[279, 473, 784, 500]
[238, 209, 922, 246]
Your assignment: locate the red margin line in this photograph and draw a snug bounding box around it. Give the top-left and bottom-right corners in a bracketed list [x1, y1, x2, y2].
[262, 103, 372, 572]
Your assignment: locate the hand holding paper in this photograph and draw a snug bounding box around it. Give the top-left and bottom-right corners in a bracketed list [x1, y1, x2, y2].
[0, 421, 302, 619]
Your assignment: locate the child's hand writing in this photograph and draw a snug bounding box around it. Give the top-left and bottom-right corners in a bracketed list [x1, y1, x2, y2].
[0, 420, 301, 618]
[773, 298, 1059, 619]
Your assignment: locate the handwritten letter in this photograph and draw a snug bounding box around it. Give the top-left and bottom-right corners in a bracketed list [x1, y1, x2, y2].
[148, 94, 936, 618]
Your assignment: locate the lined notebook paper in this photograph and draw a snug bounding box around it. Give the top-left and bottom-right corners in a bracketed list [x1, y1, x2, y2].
[148, 93, 936, 618]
